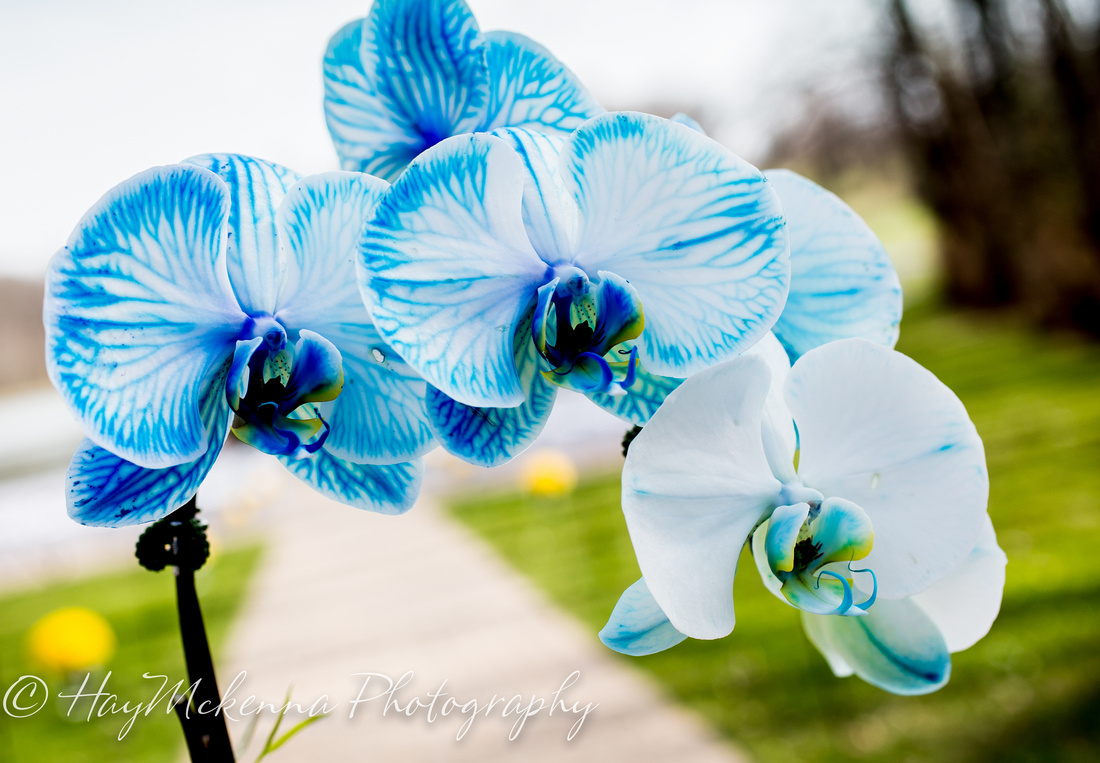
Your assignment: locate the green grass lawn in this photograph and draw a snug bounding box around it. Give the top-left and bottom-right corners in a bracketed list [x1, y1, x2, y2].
[0, 544, 263, 763]
[449, 302, 1100, 763]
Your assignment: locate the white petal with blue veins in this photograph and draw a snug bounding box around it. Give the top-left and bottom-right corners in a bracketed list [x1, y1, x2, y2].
[323, 18, 426, 181]
[184, 154, 301, 316]
[564, 112, 790, 377]
[622, 354, 784, 639]
[45, 164, 243, 468]
[361, 133, 549, 407]
[425, 308, 556, 466]
[765, 169, 902, 360]
[273, 171, 434, 463]
[787, 338, 988, 599]
[490, 128, 579, 265]
[279, 450, 424, 514]
[66, 359, 232, 526]
[480, 31, 603, 136]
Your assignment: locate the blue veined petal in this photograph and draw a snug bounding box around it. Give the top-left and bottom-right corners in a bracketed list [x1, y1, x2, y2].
[45, 164, 244, 468]
[66, 359, 233, 526]
[274, 171, 390, 327]
[361, 133, 550, 407]
[600, 578, 689, 656]
[787, 339, 988, 600]
[490, 128, 578, 265]
[622, 354, 784, 639]
[480, 31, 603, 136]
[364, 0, 487, 153]
[279, 450, 424, 514]
[183, 154, 301, 316]
[268, 171, 434, 463]
[426, 307, 556, 466]
[765, 169, 903, 361]
[801, 598, 951, 695]
[911, 514, 1006, 652]
[323, 18, 425, 181]
[313, 323, 436, 464]
[564, 112, 790, 377]
[586, 357, 682, 425]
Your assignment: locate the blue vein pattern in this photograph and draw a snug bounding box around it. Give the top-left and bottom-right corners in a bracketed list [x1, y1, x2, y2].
[765, 169, 903, 361]
[46, 164, 245, 468]
[67, 360, 233, 526]
[587, 358, 683, 425]
[425, 306, 558, 466]
[564, 112, 791, 377]
[273, 172, 435, 463]
[323, 0, 602, 181]
[184, 154, 301, 316]
[279, 449, 424, 514]
[480, 31, 603, 135]
[360, 133, 549, 407]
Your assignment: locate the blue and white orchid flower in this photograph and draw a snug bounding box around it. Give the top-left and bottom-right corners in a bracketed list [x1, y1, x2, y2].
[589, 166, 904, 426]
[599, 338, 1004, 695]
[45, 154, 435, 526]
[358, 111, 791, 466]
[324, 0, 603, 181]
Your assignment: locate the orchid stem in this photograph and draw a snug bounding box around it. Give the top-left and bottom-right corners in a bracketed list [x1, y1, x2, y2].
[137, 497, 235, 762]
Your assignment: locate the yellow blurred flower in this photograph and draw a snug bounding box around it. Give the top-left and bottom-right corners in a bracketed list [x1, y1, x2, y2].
[26, 607, 116, 673]
[520, 449, 579, 497]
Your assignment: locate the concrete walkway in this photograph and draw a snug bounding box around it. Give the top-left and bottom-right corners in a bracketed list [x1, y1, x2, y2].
[221, 470, 746, 762]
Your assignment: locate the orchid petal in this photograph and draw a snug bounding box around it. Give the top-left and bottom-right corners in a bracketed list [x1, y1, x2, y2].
[183, 154, 300, 317]
[361, 133, 548, 407]
[45, 164, 243, 468]
[564, 112, 789, 377]
[426, 309, 556, 466]
[273, 171, 389, 326]
[280, 451, 424, 515]
[67, 360, 232, 526]
[323, 18, 425, 181]
[912, 514, 1007, 652]
[801, 598, 951, 695]
[270, 171, 433, 463]
[743, 331, 797, 483]
[355, 0, 487, 177]
[787, 339, 988, 599]
[765, 170, 902, 360]
[319, 324, 436, 464]
[599, 578, 689, 656]
[480, 31, 603, 136]
[669, 112, 704, 133]
[490, 128, 578, 265]
[622, 354, 784, 639]
[586, 358, 682, 425]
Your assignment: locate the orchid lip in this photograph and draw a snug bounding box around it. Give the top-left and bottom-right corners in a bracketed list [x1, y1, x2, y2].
[757, 497, 878, 617]
[532, 269, 644, 394]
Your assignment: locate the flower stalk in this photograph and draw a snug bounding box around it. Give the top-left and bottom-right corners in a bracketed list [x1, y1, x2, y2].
[136, 497, 235, 762]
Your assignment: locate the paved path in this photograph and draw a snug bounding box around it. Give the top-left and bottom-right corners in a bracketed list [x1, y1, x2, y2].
[222, 468, 746, 762]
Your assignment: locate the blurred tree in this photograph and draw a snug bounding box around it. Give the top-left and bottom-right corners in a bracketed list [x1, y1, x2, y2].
[884, 0, 1100, 333]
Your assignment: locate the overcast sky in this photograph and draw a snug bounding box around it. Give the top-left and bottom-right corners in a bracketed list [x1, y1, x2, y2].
[0, 0, 879, 279]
